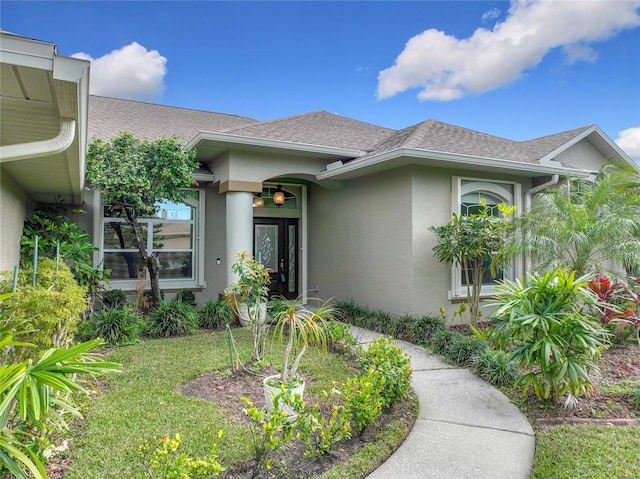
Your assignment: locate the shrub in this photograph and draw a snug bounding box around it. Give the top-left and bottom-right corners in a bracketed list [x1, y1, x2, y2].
[147, 300, 198, 338]
[100, 289, 127, 309]
[267, 297, 289, 320]
[472, 348, 520, 388]
[429, 328, 455, 356]
[322, 319, 358, 352]
[176, 289, 197, 307]
[197, 299, 234, 329]
[360, 337, 412, 407]
[488, 268, 611, 401]
[444, 334, 488, 367]
[342, 369, 385, 435]
[296, 387, 352, 459]
[1, 259, 86, 360]
[138, 432, 224, 479]
[84, 307, 145, 346]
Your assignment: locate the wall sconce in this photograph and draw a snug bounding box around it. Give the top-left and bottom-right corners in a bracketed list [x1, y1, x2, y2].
[273, 185, 285, 207]
[253, 193, 264, 208]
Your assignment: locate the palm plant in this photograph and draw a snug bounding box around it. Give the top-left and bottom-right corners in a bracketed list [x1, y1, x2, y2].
[270, 297, 335, 386]
[503, 162, 640, 276]
[1, 293, 119, 478]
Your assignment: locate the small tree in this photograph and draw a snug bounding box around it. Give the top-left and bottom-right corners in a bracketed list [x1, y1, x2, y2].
[503, 162, 640, 276]
[429, 200, 515, 325]
[87, 132, 198, 309]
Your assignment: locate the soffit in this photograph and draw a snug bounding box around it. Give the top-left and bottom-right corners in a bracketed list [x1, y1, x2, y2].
[0, 45, 83, 204]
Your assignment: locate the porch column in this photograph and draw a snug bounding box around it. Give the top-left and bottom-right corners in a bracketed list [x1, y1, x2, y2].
[225, 191, 254, 286]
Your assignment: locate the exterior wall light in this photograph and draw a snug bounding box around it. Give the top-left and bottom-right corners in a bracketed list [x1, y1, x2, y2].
[253, 193, 264, 208]
[273, 185, 285, 207]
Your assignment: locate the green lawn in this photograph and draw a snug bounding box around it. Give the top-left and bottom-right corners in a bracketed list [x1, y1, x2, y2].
[532, 424, 640, 479]
[62, 329, 412, 478]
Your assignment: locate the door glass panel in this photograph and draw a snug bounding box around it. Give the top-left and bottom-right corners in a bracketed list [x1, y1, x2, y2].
[255, 225, 278, 271]
[288, 224, 296, 293]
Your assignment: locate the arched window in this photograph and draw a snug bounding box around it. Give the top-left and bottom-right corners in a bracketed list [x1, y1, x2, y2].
[449, 178, 520, 298]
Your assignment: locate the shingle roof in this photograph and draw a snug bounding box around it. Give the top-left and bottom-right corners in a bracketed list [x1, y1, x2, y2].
[87, 96, 595, 166]
[361, 120, 594, 164]
[222, 111, 394, 151]
[88, 96, 259, 142]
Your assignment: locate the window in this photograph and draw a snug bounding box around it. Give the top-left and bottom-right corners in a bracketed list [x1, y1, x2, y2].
[450, 178, 520, 298]
[99, 190, 204, 288]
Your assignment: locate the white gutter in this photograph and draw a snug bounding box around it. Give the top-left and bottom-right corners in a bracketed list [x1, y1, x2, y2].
[0, 118, 77, 163]
[317, 147, 590, 180]
[524, 174, 560, 213]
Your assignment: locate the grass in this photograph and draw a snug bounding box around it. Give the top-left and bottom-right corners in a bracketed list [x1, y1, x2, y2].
[532, 425, 640, 479]
[62, 328, 411, 478]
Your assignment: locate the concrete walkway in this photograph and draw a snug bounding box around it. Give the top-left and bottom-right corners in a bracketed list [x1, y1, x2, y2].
[351, 327, 535, 479]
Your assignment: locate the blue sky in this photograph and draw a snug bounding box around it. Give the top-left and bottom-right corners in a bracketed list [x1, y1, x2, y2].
[2, 0, 640, 161]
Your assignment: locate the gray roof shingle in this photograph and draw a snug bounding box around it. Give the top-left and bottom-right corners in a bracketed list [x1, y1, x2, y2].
[361, 120, 594, 164]
[87, 96, 594, 166]
[222, 111, 394, 151]
[88, 95, 259, 142]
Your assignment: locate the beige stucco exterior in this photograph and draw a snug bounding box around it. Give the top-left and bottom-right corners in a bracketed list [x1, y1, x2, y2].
[0, 171, 32, 271]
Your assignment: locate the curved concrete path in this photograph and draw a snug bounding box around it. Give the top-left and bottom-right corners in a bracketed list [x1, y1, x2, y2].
[351, 327, 536, 479]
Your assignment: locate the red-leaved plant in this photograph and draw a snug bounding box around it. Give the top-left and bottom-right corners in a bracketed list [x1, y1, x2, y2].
[588, 274, 640, 345]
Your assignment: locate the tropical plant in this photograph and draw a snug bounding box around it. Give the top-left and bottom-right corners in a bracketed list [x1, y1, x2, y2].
[20, 204, 109, 297]
[87, 132, 199, 309]
[587, 274, 640, 345]
[147, 300, 198, 338]
[429, 200, 516, 325]
[175, 290, 197, 308]
[101, 288, 128, 309]
[487, 268, 611, 401]
[472, 348, 520, 388]
[443, 334, 488, 368]
[1, 259, 86, 360]
[224, 251, 271, 361]
[270, 297, 334, 386]
[83, 306, 146, 346]
[0, 294, 119, 478]
[502, 162, 640, 277]
[197, 299, 234, 329]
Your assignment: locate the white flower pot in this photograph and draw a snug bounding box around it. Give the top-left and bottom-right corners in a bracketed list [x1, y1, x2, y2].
[263, 374, 305, 419]
[237, 302, 267, 327]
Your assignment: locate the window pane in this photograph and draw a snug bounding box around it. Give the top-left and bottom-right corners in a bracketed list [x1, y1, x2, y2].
[157, 252, 192, 278]
[104, 252, 142, 279]
[104, 223, 147, 249]
[461, 193, 501, 216]
[153, 223, 193, 249]
[255, 225, 278, 271]
[150, 200, 194, 220]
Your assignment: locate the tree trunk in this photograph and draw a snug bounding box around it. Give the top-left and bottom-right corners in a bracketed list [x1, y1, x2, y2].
[118, 202, 163, 310]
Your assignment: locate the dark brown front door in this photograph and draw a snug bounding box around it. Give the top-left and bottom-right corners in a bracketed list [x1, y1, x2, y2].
[254, 218, 298, 299]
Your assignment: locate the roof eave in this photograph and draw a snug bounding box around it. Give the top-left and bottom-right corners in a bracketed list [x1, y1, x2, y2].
[187, 131, 365, 159]
[316, 148, 593, 181]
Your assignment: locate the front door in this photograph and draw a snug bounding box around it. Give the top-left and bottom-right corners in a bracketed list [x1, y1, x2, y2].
[254, 218, 298, 299]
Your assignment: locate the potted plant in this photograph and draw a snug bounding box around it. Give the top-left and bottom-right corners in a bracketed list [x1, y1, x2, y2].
[224, 251, 270, 361]
[263, 297, 335, 414]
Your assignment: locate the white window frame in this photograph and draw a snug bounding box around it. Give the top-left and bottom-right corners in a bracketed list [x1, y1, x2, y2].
[94, 189, 206, 291]
[449, 177, 521, 299]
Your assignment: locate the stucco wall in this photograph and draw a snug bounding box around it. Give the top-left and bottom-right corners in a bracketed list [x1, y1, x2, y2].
[556, 139, 605, 172]
[0, 171, 32, 272]
[202, 187, 229, 303]
[308, 168, 415, 313]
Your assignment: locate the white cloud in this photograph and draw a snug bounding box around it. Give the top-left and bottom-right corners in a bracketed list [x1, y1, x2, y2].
[615, 127, 640, 162]
[72, 42, 167, 101]
[377, 0, 640, 101]
[482, 8, 501, 22]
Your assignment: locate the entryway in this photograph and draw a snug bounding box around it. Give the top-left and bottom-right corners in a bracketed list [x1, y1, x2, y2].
[254, 218, 298, 299]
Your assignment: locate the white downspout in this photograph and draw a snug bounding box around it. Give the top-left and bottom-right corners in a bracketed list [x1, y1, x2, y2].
[522, 174, 560, 275]
[0, 118, 76, 163]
